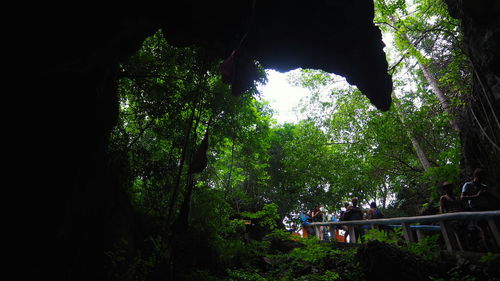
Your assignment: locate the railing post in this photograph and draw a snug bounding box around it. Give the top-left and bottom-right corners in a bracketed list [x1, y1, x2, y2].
[487, 219, 500, 248]
[328, 226, 335, 242]
[439, 220, 458, 252]
[401, 222, 415, 243]
[453, 232, 464, 252]
[314, 225, 320, 239]
[416, 229, 425, 241]
[348, 225, 356, 243]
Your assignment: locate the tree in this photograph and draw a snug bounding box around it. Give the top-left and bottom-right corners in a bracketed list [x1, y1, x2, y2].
[291, 65, 460, 215]
[374, 0, 469, 134]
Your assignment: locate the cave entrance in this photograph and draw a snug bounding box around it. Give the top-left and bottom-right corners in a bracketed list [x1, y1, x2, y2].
[110, 19, 461, 242]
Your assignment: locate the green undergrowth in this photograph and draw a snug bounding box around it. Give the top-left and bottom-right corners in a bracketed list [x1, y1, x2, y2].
[218, 229, 441, 281]
[181, 226, 500, 281]
[218, 227, 445, 281]
[219, 232, 364, 281]
[186, 205, 446, 281]
[364, 228, 441, 261]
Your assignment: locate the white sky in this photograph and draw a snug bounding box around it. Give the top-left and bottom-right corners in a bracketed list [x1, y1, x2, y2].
[257, 69, 310, 124]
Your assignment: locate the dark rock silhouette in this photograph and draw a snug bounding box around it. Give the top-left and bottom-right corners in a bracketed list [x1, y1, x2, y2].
[444, 0, 500, 186]
[356, 241, 433, 281]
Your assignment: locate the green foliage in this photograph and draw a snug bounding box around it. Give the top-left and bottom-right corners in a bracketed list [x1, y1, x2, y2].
[210, 204, 288, 269]
[226, 269, 268, 281]
[258, 236, 364, 281]
[105, 237, 165, 281]
[404, 234, 440, 261]
[190, 186, 243, 244]
[373, 0, 466, 212]
[266, 228, 296, 241]
[288, 237, 339, 263]
[241, 203, 280, 230]
[364, 228, 440, 261]
[479, 252, 497, 264]
[363, 228, 402, 245]
[266, 119, 351, 214]
[217, 238, 271, 270]
[110, 28, 270, 217]
[215, 227, 365, 281]
[316, 271, 341, 281]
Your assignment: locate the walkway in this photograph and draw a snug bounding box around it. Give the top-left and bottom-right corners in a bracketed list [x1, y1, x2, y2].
[309, 210, 500, 252]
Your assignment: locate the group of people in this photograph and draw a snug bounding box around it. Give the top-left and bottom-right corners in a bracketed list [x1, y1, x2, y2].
[337, 198, 385, 242]
[439, 168, 495, 214]
[439, 168, 499, 251]
[297, 205, 325, 239]
[296, 198, 385, 241]
[290, 168, 498, 246]
[339, 198, 385, 221]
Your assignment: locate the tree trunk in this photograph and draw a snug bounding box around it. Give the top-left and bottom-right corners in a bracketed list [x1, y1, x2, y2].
[382, 183, 387, 209]
[388, 13, 460, 132]
[173, 123, 211, 233]
[392, 94, 432, 172]
[420, 63, 460, 132]
[166, 108, 196, 225]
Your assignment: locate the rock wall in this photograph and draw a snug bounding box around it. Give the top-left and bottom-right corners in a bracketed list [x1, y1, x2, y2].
[444, 0, 500, 186]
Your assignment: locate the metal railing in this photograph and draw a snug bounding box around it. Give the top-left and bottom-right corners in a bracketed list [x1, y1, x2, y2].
[308, 210, 500, 252]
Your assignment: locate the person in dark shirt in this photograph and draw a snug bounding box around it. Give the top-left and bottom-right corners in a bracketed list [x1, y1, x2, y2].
[344, 197, 363, 221]
[366, 202, 385, 219]
[343, 197, 364, 242]
[440, 181, 463, 213]
[461, 168, 487, 211]
[310, 205, 324, 222]
[310, 205, 324, 240]
[460, 168, 497, 251]
[338, 202, 350, 222]
[338, 202, 351, 239]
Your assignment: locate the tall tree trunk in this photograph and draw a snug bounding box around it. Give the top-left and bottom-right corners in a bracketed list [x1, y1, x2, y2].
[387, 13, 460, 132]
[165, 108, 196, 225]
[172, 176, 195, 234]
[382, 183, 387, 209]
[172, 120, 211, 233]
[419, 62, 460, 132]
[392, 94, 432, 172]
[225, 130, 242, 213]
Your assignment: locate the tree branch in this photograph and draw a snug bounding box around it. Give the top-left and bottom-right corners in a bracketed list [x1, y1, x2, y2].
[126, 119, 155, 149]
[374, 21, 399, 31]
